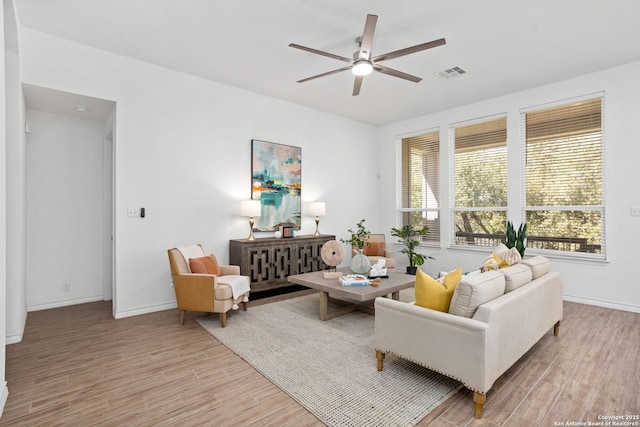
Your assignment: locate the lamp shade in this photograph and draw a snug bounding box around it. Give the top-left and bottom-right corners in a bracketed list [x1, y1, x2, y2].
[308, 201, 326, 217]
[240, 200, 261, 217]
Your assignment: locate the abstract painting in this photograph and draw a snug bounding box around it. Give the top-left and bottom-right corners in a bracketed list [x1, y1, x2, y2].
[251, 140, 301, 231]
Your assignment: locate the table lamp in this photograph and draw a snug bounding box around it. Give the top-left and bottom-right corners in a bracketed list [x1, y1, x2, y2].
[240, 200, 261, 240]
[308, 201, 326, 236]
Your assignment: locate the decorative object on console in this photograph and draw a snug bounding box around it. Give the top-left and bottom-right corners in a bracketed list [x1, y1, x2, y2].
[390, 224, 433, 274]
[273, 230, 282, 238]
[308, 201, 326, 236]
[251, 139, 301, 231]
[279, 225, 294, 238]
[240, 200, 261, 241]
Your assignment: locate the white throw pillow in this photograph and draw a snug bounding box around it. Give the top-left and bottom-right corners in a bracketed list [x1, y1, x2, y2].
[448, 271, 506, 318]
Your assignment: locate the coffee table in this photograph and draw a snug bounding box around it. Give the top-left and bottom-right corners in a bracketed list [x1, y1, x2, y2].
[287, 268, 415, 320]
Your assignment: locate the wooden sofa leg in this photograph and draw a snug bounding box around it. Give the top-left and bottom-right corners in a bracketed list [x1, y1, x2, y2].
[554, 321, 560, 336]
[473, 392, 486, 419]
[180, 310, 186, 325]
[242, 301, 248, 311]
[376, 351, 385, 371]
[219, 312, 227, 328]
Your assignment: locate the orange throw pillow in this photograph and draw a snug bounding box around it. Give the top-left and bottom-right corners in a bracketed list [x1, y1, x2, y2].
[189, 254, 222, 276]
[363, 241, 385, 256]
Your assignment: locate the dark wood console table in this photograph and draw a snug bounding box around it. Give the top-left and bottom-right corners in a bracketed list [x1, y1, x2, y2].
[229, 234, 336, 292]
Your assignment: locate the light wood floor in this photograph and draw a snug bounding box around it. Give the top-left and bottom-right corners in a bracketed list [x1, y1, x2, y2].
[1, 291, 638, 426]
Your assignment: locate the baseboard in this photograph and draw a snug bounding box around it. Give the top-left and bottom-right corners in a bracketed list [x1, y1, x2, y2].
[0, 382, 8, 418]
[5, 331, 24, 345]
[114, 302, 177, 319]
[27, 296, 104, 312]
[564, 295, 640, 314]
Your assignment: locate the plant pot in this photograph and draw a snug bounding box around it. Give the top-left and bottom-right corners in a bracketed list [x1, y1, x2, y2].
[350, 249, 371, 275]
[406, 266, 418, 275]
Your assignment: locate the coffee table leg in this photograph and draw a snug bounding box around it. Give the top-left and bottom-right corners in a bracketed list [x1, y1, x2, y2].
[391, 291, 400, 300]
[319, 291, 329, 321]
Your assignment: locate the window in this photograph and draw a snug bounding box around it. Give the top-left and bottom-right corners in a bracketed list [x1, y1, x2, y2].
[451, 116, 507, 247]
[522, 97, 604, 257]
[397, 131, 440, 243]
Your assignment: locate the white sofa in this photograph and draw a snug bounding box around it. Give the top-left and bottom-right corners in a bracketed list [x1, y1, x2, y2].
[374, 256, 563, 418]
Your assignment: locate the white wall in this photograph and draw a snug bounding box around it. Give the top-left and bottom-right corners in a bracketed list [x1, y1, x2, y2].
[2, 0, 20, 413]
[25, 110, 106, 309]
[18, 28, 379, 319]
[378, 61, 640, 313]
[4, 48, 24, 343]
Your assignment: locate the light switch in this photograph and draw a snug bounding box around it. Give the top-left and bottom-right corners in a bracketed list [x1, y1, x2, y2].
[631, 207, 640, 217]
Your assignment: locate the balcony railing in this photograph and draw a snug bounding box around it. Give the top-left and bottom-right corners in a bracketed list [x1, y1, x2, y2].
[454, 231, 601, 254]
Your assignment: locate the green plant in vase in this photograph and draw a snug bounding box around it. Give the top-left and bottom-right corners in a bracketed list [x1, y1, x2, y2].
[341, 219, 371, 274]
[390, 224, 433, 275]
[505, 221, 527, 257]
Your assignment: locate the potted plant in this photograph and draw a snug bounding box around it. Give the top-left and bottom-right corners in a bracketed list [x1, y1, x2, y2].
[341, 219, 371, 274]
[340, 219, 371, 250]
[505, 221, 527, 257]
[390, 224, 433, 275]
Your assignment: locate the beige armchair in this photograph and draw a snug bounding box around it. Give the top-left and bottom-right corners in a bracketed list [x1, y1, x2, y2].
[353, 234, 396, 272]
[167, 244, 250, 327]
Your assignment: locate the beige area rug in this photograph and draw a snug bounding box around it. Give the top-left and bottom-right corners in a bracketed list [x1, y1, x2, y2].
[197, 293, 461, 427]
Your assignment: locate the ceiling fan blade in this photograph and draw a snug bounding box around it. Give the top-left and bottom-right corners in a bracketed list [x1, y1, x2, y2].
[289, 43, 352, 64]
[357, 14, 378, 60]
[352, 75, 363, 96]
[373, 64, 422, 83]
[371, 38, 446, 63]
[297, 66, 352, 83]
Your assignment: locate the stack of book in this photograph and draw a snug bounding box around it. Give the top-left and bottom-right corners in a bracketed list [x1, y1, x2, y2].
[339, 274, 370, 287]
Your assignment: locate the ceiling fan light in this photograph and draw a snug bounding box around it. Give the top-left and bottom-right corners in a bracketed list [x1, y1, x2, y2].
[352, 60, 373, 76]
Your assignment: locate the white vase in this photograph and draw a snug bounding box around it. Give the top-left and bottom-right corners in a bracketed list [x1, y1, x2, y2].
[350, 249, 371, 275]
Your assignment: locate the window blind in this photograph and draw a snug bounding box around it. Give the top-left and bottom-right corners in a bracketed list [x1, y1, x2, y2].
[451, 116, 507, 247]
[397, 131, 440, 243]
[522, 97, 604, 257]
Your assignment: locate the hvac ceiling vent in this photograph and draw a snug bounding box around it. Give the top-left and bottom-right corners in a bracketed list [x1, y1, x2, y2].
[435, 66, 467, 79]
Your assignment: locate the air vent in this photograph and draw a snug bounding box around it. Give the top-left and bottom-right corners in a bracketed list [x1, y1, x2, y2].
[435, 66, 467, 79]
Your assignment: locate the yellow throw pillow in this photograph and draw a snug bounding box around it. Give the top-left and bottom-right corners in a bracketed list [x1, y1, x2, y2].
[414, 268, 462, 312]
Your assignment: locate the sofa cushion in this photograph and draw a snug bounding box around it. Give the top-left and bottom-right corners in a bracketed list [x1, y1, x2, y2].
[214, 283, 233, 300]
[364, 241, 385, 256]
[189, 254, 222, 276]
[448, 271, 506, 318]
[522, 256, 551, 279]
[499, 263, 532, 292]
[415, 268, 461, 312]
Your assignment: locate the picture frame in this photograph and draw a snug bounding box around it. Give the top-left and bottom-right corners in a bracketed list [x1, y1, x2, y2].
[251, 139, 302, 232]
[279, 225, 294, 238]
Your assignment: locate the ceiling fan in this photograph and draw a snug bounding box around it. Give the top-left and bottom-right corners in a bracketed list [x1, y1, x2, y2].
[289, 14, 446, 96]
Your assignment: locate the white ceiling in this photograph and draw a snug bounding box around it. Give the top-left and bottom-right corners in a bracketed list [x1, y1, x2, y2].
[15, 0, 640, 126]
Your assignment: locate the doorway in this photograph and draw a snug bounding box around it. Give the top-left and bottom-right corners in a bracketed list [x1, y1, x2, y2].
[23, 84, 116, 312]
